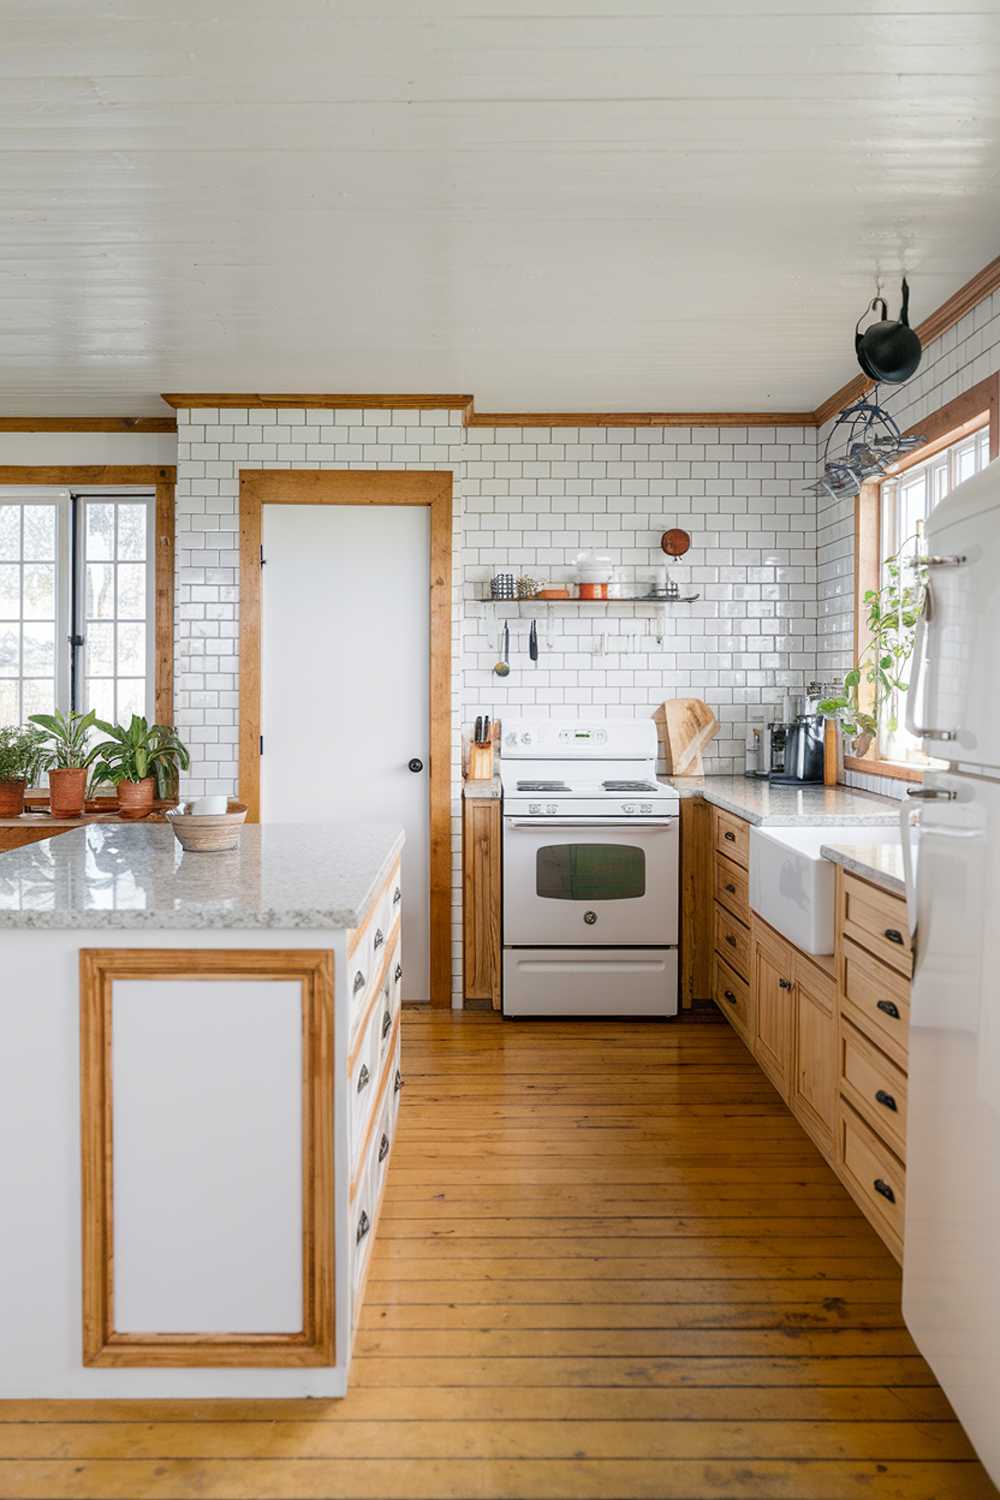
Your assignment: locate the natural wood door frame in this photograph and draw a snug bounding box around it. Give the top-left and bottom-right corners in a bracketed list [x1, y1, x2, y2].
[79, 947, 334, 1368]
[239, 468, 453, 1008]
[0, 464, 176, 725]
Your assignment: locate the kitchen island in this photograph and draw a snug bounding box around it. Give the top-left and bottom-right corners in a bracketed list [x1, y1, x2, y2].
[0, 820, 404, 1398]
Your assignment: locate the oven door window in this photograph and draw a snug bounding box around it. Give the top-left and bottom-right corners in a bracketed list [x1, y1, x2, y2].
[535, 843, 646, 901]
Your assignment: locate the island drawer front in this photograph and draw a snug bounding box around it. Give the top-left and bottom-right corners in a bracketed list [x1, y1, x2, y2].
[842, 940, 910, 1066]
[714, 809, 749, 869]
[713, 953, 753, 1042]
[839, 1019, 908, 1158]
[714, 904, 751, 980]
[714, 854, 750, 924]
[837, 1099, 905, 1254]
[842, 873, 912, 976]
[379, 935, 403, 1072]
[351, 1155, 376, 1318]
[348, 860, 402, 1036]
[350, 992, 384, 1175]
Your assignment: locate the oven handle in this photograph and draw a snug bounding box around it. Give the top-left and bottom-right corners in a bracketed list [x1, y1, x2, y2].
[506, 818, 676, 830]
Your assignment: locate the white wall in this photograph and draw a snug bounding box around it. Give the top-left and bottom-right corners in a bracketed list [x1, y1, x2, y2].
[0, 433, 175, 466]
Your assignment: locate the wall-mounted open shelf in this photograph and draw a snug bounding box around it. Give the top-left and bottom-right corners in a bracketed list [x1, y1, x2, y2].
[476, 592, 700, 606]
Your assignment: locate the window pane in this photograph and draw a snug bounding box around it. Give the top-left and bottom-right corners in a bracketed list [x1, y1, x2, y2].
[536, 844, 646, 901]
[22, 563, 55, 621]
[85, 503, 114, 561]
[0, 565, 18, 619]
[0, 680, 18, 725]
[86, 620, 114, 677]
[22, 505, 55, 561]
[957, 443, 977, 483]
[116, 563, 146, 619]
[22, 678, 54, 719]
[116, 621, 145, 677]
[86, 677, 115, 723]
[116, 678, 146, 724]
[0, 507, 19, 561]
[0, 625, 19, 676]
[22, 622, 54, 677]
[116, 505, 147, 561]
[86, 562, 115, 620]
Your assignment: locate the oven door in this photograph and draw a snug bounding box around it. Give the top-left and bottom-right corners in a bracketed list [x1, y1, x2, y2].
[503, 816, 678, 947]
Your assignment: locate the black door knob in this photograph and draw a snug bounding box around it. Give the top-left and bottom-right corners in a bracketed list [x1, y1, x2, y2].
[408, 758, 424, 773]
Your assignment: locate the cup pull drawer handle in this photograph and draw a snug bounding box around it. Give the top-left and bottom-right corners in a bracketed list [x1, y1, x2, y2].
[353, 970, 366, 995]
[394, 962, 403, 982]
[873, 1178, 896, 1205]
[884, 928, 904, 945]
[724, 830, 736, 842]
[394, 1069, 403, 1095]
[357, 1064, 371, 1094]
[725, 883, 737, 894]
[356, 1210, 371, 1244]
[725, 933, 737, 947]
[382, 1009, 392, 1039]
[875, 1088, 898, 1112]
[876, 999, 901, 1019]
[393, 887, 402, 905]
[378, 1133, 390, 1163]
[373, 928, 384, 951]
[778, 977, 793, 990]
[723, 989, 737, 1005]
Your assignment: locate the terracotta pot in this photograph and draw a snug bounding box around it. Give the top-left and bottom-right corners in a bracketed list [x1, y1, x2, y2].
[48, 766, 88, 818]
[116, 777, 156, 818]
[0, 778, 27, 818]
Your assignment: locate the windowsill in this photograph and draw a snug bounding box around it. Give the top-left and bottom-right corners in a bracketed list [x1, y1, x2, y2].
[843, 754, 924, 784]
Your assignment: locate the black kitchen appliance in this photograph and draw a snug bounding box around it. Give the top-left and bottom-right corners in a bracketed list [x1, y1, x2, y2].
[766, 715, 825, 784]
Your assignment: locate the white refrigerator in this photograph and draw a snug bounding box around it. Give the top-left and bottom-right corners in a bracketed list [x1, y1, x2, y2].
[900, 456, 1000, 1485]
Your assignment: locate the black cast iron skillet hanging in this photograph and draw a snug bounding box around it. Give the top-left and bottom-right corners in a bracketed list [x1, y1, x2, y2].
[855, 278, 922, 384]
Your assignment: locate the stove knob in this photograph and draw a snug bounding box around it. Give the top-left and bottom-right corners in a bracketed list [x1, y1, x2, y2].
[640, 803, 652, 815]
[545, 803, 557, 815]
[529, 802, 541, 814]
[521, 731, 533, 745]
[622, 803, 635, 814]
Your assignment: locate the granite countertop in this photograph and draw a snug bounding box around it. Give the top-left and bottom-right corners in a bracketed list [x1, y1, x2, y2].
[663, 774, 900, 827]
[463, 775, 501, 801]
[0, 821, 405, 930]
[820, 840, 907, 899]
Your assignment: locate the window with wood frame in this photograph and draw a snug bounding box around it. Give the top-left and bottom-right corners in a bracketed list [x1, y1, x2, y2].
[849, 373, 999, 780]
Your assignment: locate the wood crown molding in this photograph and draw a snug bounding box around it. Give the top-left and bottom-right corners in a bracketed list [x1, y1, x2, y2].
[813, 252, 1000, 427]
[467, 410, 813, 428]
[161, 393, 475, 412]
[0, 417, 175, 434]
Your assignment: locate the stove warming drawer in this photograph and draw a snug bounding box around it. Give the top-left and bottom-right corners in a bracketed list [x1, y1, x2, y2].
[503, 948, 678, 1018]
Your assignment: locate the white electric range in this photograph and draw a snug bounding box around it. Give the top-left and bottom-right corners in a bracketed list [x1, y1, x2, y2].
[499, 718, 680, 1018]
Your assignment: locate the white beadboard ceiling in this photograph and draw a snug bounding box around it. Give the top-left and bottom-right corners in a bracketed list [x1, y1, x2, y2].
[2, 0, 1000, 416]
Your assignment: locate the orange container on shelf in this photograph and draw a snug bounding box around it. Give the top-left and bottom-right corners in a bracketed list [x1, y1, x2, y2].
[578, 582, 608, 599]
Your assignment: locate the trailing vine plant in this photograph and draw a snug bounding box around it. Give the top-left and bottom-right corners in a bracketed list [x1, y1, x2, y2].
[818, 533, 928, 756]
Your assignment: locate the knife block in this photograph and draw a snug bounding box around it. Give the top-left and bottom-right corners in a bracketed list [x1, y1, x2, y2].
[468, 743, 495, 780]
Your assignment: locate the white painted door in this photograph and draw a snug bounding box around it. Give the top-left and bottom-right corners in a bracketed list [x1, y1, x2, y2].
[261, 504, 430, 1000]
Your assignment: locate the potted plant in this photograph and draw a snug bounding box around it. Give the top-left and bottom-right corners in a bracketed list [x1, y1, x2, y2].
[0, 725, 46, 818]
[28, 708, 101, 818]
[89, 715, 190, 817]
[819, 541, 927, 758]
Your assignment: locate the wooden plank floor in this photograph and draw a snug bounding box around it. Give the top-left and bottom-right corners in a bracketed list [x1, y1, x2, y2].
[1, 1007, 997, 1500]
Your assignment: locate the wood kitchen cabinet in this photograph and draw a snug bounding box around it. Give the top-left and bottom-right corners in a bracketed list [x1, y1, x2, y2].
[751, 921, 794, 1099]
[462, 795, 502, 1009]
[790, 965, 837, 1158]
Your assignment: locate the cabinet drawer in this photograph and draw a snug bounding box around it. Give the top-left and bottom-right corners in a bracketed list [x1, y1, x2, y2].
[714, 809, 749, 869]
[837, 1100, 905, 1255]
[713, 954, 753, 1042]
[714, 903, 751, 979]
[842, 939, 910, 1067]
[349, 995, 382, 1176]
[842, 872, 912, 976]
[839, 1019, 908, 1158]
[714, 854, 750, 923]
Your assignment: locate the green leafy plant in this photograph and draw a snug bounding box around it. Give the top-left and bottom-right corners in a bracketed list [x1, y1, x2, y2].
[819, 538, 927, 751]
[88, 715, 190, 798]
[28, 708, 102, 771]
[0, 725, 47, 785]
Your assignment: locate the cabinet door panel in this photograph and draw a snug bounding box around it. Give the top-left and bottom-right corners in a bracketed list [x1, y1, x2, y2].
[792, 980, 836, 1152]
[753, 941, 793, 1099]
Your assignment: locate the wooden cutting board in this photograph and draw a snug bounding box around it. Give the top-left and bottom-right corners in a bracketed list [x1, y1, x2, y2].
[654, 698, 719, 776]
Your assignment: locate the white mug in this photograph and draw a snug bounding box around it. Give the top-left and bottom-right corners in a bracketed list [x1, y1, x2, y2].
[189, 795, 228, 816]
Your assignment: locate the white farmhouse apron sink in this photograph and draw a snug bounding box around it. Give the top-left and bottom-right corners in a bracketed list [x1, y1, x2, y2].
[749, 824, 902, 956]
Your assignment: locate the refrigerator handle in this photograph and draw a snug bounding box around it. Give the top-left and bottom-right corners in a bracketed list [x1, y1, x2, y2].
[906, 575, 959, 743]
[899, 799, 920, 941]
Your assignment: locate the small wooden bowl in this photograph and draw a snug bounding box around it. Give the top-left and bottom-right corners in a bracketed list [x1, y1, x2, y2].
[167, 801, 248, 853]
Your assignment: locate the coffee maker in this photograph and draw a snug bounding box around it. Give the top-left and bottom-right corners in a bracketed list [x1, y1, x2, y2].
[765, 693, 825, 784]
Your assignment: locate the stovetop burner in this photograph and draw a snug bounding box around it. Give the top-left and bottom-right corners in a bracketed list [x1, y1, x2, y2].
[602, 780, 658, 792]
[516, 780, 571, 792]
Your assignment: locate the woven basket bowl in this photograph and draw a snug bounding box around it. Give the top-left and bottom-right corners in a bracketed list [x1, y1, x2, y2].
[167, 801, 248, 853]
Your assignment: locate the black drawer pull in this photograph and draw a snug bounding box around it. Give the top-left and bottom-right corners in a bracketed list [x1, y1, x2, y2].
[876, 999, 901, 1020]
[394, 961, 403, 982]
[725, 933, 737, 947]
[394, 1069, 403, 1095]
[378, 1132, 390, 1163]
[393, 886, 402, 905]
[723, 989, 737, 1005]
[884, 928, 904, 945]
[373, 927, 384, 951]
[875, 1088, 898, 1112]
[356, 1210, 371, 1244]
[357, 1063, 371, 1094]
[873, 1178, 896, 1205]
[725, 882, 737, 894]
[724, 830, 736, 842]
[382, 1009, 392, 1040]
[353, 970, 366, 995]
[778, 977, 793, 990]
